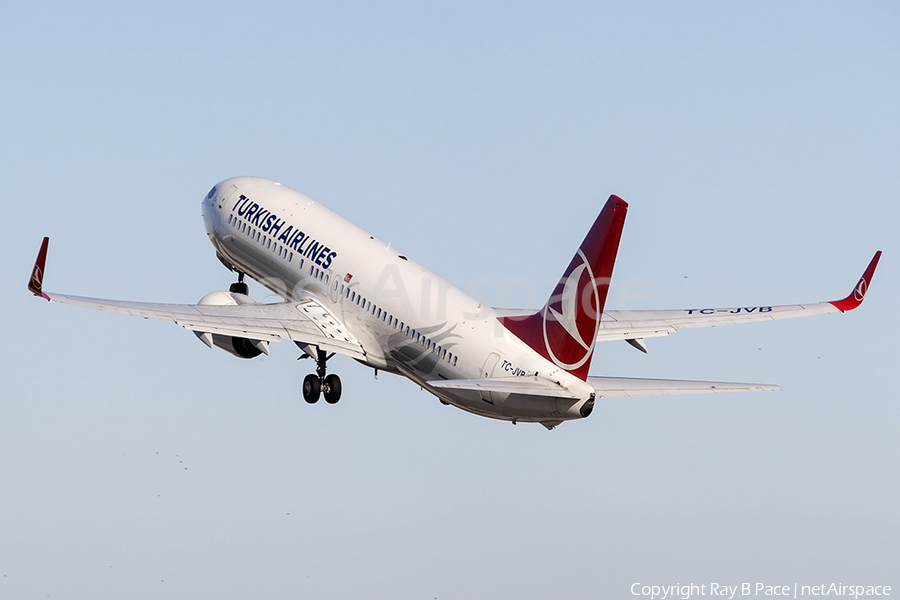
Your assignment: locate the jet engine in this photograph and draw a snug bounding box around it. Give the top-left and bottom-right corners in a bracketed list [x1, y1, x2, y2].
[192, 290, 270, 359]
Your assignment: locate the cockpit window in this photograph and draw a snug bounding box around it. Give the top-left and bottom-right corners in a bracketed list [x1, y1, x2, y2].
[206, 186, 217, 200]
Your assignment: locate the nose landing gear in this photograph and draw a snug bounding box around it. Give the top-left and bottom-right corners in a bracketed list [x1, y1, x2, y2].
[229, 272, 248, 296]
[301, 348, 342, 404]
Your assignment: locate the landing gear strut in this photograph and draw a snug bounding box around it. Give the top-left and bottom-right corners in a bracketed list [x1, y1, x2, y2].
[229, 273, 248, 296]
[301, 349, 342, 404]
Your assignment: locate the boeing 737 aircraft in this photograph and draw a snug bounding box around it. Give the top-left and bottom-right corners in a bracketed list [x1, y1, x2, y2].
[28, 177, 881, 429]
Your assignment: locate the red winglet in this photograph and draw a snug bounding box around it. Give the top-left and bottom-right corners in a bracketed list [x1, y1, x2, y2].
[829, 250, 881, 312]
[28, 237, 51, 301]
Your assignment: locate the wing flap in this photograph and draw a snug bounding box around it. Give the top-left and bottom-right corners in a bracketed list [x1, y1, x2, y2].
[588, 376, 781, 398]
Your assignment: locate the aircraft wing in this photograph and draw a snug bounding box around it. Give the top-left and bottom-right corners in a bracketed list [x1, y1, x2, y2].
[27, 237, 366, 360]
[597, 251, 881, 348]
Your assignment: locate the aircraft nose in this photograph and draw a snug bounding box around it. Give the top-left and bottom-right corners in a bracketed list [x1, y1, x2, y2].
[203, 185, 218, 205]
[201, 185, 219, 233]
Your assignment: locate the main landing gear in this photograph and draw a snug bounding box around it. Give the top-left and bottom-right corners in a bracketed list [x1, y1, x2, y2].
[302, 349, 342, 404]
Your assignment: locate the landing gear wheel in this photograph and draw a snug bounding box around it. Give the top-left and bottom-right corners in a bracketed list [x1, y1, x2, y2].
[323, 374, 342, 404]
[302, 374, 321, 404]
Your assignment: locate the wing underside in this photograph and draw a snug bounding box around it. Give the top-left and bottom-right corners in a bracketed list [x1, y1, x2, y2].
[45, 292, 366, 360]
[29, 237, 365, 359]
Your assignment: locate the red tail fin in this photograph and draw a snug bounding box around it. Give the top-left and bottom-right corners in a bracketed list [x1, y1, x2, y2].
[500, 196, 627, 380]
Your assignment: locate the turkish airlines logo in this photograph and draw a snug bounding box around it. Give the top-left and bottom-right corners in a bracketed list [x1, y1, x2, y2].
[31, 264, 43, 289]
[542, 250, 600, 370]
[853, 278, 867, 302]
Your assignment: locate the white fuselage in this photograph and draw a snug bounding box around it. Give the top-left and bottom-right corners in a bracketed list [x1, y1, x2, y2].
[202, 177, 594, 423]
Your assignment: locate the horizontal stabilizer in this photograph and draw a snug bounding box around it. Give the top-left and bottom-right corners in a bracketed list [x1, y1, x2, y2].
[427, 377, 581, 398]
[588, 376, 780, 399]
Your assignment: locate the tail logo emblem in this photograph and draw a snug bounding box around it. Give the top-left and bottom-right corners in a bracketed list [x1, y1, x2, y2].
[853, 278, 867, 302]
[542, 250, 599, 370]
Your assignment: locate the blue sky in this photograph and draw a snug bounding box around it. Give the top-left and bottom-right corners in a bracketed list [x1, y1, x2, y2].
[2, 2, 898, 598]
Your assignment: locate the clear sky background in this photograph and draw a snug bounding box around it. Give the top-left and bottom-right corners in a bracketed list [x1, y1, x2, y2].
[2, 2, 898, 598]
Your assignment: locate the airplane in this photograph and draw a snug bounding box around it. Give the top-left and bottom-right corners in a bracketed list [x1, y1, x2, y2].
[28, 177, 881, 429]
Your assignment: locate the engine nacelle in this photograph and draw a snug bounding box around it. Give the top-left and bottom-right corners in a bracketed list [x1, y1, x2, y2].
[193, 291, 269, 359]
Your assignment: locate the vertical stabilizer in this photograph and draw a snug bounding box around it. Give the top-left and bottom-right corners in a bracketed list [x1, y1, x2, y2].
[500, 195, 627, 380]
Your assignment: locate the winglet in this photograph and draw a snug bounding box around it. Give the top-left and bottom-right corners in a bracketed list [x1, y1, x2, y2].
[829, 250, 881, 312]
[28, 237, 51, 301]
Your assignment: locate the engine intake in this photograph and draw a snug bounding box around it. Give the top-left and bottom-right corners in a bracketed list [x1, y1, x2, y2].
[192, 290, 269, 359]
